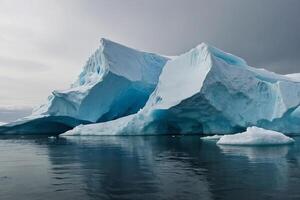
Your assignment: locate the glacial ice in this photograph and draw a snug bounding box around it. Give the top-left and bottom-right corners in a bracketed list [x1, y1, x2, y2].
[2, 39, 300, 136]
[63, 43, 300, 136]
[63, 115, 136, 136]
[34, 38, 168, 122]
[217, 127, 294, 145]
[285, 73, 300, 81]
[0, 39, 168, 134]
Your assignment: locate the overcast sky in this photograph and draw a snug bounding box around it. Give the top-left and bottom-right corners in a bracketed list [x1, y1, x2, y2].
[0, 0, 300, 121]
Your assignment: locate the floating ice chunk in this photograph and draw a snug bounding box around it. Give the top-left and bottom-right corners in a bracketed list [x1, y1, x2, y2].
[0, 122, 6, 126]
[217, 127, 294, 146]
[201, 135, 223, 140]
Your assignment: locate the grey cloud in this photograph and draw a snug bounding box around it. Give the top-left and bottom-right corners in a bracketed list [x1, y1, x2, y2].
[54, 0, 300, 73]
[0, 56, 50, 71]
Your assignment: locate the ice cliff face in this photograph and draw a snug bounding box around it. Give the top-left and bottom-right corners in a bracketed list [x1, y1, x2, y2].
[0, 39, 168, 134]
[64, 43, 300, 136]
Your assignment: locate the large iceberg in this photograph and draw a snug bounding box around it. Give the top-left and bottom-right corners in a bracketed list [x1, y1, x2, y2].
[0, 39, 168, 134]
[217, 126, 294, 145]
[63, 43, 300, 136]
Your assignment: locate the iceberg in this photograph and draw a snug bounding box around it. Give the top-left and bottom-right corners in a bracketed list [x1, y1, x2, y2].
[0, 122, 6, 126]
[217, 126, 294, 145]
[201, 135, 223, 140]
[64, 43, 300, 136]
[2, 40, 300, 136]
[0, 39, 168, 135]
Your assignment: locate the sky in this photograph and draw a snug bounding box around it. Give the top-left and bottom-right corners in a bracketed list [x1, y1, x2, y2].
[0, 0, 300, 122]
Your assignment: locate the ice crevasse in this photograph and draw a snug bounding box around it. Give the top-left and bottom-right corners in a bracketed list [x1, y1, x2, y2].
[63, 43, 300, 136]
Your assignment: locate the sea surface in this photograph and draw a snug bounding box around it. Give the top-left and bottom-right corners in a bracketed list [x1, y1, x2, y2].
[0, 135, 300, 200]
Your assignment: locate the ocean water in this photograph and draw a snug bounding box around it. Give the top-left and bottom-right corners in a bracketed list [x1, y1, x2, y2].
[0, 135, 300, 200]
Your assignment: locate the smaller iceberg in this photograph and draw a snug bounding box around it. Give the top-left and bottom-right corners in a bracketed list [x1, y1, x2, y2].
[217, 127, 294, 146]
[201, 135, 223, 140]
[0, 122, 6, 126]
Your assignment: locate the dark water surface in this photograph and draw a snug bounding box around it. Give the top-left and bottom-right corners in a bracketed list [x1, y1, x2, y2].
[0, 135, 300, 200]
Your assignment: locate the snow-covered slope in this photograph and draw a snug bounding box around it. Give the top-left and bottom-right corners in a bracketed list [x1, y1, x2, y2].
[0, 39, 168, 134]
[285, 73, 300, 81]
[64, 43, 300, 136]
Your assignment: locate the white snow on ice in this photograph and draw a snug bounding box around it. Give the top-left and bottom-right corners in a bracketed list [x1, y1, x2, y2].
[217, 127, 294, 146]
[62, 115, 135, 136]
[0, 122, 6, 126]
[285, 73, 300, 82]
[201, 135, 223, 140]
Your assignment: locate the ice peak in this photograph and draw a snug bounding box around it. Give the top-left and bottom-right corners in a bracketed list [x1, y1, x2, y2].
[100, 37, 111, 44]
[100, 37, 123, 46]
[69, 38, 169, 92]
[99, 38, 129, 50]
[195, 42, 210, 49]
[194, 42, 248, 66]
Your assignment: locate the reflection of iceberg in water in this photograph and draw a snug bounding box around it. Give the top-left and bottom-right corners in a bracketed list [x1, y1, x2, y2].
[218, 145, 290, 163]
[217, 144, 291, 194]
[0, 138, 52, 196]
[2, 136, 300, 199]
[47, 136, 213, 200]
[48, 137, 300, 200]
